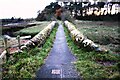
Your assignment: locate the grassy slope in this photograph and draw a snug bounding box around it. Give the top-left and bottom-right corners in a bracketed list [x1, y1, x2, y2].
[75, 21, 119, 53]
[2, 24, 58, 78]
[64, 25, 120, 80]
[14, 22, 50, 36]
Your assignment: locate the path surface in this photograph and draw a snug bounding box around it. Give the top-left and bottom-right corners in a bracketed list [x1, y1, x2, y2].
[36, 23, 81, 79]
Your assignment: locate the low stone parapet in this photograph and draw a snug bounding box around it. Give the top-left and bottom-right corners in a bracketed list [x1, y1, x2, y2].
[64, 21, 108, 53]
[21, 21, 57, 50]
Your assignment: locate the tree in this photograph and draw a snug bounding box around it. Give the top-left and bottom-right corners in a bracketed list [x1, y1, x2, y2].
[36, 2, 61, 21]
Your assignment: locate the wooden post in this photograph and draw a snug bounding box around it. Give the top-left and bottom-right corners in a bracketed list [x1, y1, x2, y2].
[4, 37, 9, 61]
[17, 35, 20, 50]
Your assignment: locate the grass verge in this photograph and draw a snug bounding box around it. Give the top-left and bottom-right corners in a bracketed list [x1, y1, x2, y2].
[64, 25, 120, 80]
[2, 24, 58, 78]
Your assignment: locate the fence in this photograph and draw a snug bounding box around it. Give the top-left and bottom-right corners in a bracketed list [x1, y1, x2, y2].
[0, 35, 31, 61]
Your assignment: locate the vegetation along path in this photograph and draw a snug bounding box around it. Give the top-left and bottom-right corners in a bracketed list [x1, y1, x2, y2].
[36, 22, 81, 79]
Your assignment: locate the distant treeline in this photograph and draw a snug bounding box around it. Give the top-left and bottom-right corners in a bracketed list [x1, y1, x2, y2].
[1, 17, 24, 25]
[1, 18, 35, 25]
[36, 9, 119, 21]
[75, 13, 120, 21]
[36, 2, 120, 21]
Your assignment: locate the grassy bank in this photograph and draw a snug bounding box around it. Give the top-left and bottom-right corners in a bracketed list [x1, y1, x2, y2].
[2, 24, 58, 78]
[64, 25, 120, 80]
[14, 22, 50, 36]
[75, 21, 119, 53]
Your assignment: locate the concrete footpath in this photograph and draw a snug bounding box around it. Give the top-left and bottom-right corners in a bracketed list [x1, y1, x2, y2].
[36, 23, 81, 79]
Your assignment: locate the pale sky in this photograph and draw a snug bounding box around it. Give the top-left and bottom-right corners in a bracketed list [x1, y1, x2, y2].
[0, 0, 112, 19]
[0, 0, 56, 19]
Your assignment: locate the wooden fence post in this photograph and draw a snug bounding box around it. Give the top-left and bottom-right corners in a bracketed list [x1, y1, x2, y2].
[4, 37, 9, 61]
[17, 35, 20, 50]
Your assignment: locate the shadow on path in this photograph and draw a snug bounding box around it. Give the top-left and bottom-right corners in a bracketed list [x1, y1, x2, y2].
[36, 22, 81, 79]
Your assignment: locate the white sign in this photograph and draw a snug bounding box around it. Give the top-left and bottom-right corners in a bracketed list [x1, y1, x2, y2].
[51, 69, 61, 74]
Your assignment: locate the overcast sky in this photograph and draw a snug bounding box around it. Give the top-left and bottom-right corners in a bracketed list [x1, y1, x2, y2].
[0, 0, 56, 19]
[0, 0, 112, 19]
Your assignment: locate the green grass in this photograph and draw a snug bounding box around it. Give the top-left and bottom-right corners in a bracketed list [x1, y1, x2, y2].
[75, 21, 119, 53]
[2, 24, 58, 78]
[64, 25, 120, 80]
[79, 27, 118, 44]
[14, 22, 50, 36]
